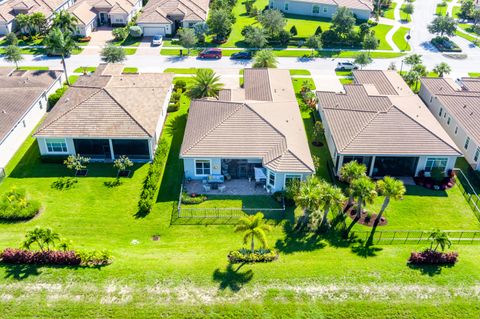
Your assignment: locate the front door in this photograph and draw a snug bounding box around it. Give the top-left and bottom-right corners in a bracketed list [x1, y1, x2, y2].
[99, 13, 108, 25]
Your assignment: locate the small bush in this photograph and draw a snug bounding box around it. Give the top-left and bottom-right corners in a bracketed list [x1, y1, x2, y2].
[48, 86, 68, 109]
[171, 91, 182, 102]
[228, 248, 278, 264]
[112, 27, 129, 41]
[0, 188, 41, 221]
[174, 80, 187, 92]
[5, 32, 18, 45]
[408, 249, 458, 265]
[167, 103, 180, 113]
[78, 250, 112, 266]
[272, 191, 284, 203]
[0, 248, 81, 266]
[181, 192, 207, 204]
[129, 26, 142, 38]
[51, 177, 77, 190]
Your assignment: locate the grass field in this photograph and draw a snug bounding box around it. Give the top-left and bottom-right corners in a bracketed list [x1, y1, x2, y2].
[122, 67, 138, 73]
[468, 72, 480, 77]
[0, 75, 479, 317]
[393, 27, 411, 51]
[435, 3, 447, 16]
[383, 2, 396, 19]
[400, 4, 412, 22]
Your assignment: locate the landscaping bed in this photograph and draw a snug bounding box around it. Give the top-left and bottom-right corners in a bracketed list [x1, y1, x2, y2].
[431, 36, 462, 52]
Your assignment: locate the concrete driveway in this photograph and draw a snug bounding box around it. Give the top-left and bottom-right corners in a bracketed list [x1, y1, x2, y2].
[79, 27, 115, 55]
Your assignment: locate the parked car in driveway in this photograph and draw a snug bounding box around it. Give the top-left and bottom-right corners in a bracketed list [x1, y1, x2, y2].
[230, 51, 252, 60]
[336, 61, 359, 71]
[151, 35, 163, 46]
[198, 48, 222, 59]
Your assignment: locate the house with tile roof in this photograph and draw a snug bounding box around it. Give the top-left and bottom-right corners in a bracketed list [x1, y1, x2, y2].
[419, 77, 480, 171]
[0, 0, 74, 35]
[137, 0, 210, 36]
[316, 70, 461, 178]
[0, 68, 64, 173]
[268, 0, 373, 21]
[68, 0, 142, 36]
[34, 64, 173, 162]
[180, 69, 314, 193]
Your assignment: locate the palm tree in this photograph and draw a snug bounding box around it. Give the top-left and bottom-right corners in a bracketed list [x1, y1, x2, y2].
[433, 62, 451, 77]
[52, 10, 79, 33]
[403, 54, 423, 70]
[44, 28, 79, 86]
[187, 69, 224, 99]
[22, 227, 60, 252]
[429, 229, 452, 252]
[339, 161, 367, 206]
[346, 176, 377, 234]
[252, 49, 278, 68]
[3, 45, 23, 69]
[235, 212, 272, 251]
[293, 176, 322, 226]
[367, 176, 405, 245]
[318, 182, 346, 229]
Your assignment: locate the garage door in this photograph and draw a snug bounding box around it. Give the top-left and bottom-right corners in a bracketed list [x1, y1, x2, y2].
[142, 26, 166, 36]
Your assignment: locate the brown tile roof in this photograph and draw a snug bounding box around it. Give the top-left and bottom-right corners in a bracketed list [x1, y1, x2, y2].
[421, 77, 480, 143]
[296, 0, 373, 11]
[317, 75, 461, 156]
[181, 69, 314, 173]
[0, 0, 66, 23]
[68, 0, 137, 25]
[138, 0, 209, 24]
[244, 68, 297, 101]
[353, 70, 412, 96]
[0, 70, 63, 143]
[34, 64, 174, 139]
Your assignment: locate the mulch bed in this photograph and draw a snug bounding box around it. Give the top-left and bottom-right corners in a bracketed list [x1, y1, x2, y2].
[347, 207, 388, 227]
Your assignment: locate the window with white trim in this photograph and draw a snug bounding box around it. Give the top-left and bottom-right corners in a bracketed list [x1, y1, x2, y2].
[268, 171, 276, 186]
[285, 174, 301, 188]
[284, 2, 288, 10]
[465, 137, 470, 150]
[312, 5, 319, 13]
[323, 7, 328, 13]
[195, 159, 211, 175]
[425, 157, 448, 172]
[46, 138, 68, 153]
[474, 147, 480, 162]
[438, 108, 443, 117]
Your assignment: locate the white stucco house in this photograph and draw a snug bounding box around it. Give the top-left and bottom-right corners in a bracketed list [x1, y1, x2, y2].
[180, 69, 315, 193]
[316, 70, 462, 178]
[68, 0, 142, 37]
[0, 68, 64, 174]
[137, 0, 210, 36]
[34, 64, 173, 162]
[419, 77, 480, 171]
[0, 0, 74, 35]
[268, 0, 373, 21]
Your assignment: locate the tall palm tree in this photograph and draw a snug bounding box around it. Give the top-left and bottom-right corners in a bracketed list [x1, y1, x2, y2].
[318, 182, 346, 229]
[429, 229, 452, 252]
[339, 161, 367, 206]
[346, 176, 377, 234]
[367, 176, 405, 245]
[235, 212, 272, 251]
[52, 10, 79, 33]
[293, 176, 322, 226]
[44, 28, 79, 86]
[252, 49, 278, 68]
[187, 69, 224, 99]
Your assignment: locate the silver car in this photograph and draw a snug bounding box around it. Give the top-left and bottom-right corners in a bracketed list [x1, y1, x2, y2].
[152, 35, 163, 46]
[336, 61, 359, 71]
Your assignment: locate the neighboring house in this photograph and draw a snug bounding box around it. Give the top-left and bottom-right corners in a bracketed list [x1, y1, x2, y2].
[137, 0, 209, 36]
[68, 0, 142, 37]
[180, 68, 315, 193]
[34, 64, 174, 162]
[0, 68, 64, 173]
[419, 77, 480, 171]
[0, 0, 74, 35]
[268, 0, 373, 21]
[316, 70, 461, 178]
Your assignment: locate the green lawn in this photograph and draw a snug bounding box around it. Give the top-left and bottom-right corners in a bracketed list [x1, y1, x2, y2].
[0, 75, 480, 317]
[122, 67, 138, 73]
[73, 66, 97, 73]
[289, 69, 311, 75]
[17, 66, 49, 71]
[400, 4, 412, 22]
[340, 78, 354, 85]
[393, 27, 411, 51]
[383, 2, 397, 19]
[124, 48, 137, 55]
[468, 72, 480, 77]
[435, 4, 447, 16]
[111, 35, 141, 47]
[452, 6, 461, 18]
[164, 67, 213, 74]
[335, 70, 352, 76]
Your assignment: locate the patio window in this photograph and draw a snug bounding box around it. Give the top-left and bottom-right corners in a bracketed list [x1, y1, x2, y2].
[195, 160, 211, 175]
[284, 2, 288, 10]
[474, 147, 480, 162]
[268, 171, 276, 186]
[465, 137, 470, 150]
[285, 174, 301, 188]
[45, 138, 68, 153]
[425, 158, 448, 172]
[312, 5, 319, 13]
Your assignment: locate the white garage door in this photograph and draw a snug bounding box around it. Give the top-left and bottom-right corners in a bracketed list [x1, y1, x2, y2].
[142, 26, 166, 36]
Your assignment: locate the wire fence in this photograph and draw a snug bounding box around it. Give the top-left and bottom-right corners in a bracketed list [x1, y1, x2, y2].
[454, 168, 480, 220]
[353, 230, 480, 245]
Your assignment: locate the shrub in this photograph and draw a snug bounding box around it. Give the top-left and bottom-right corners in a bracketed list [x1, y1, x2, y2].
[129, 26, 142, 38]
[278, 30, 290, 46]
[315, 26, 322, 35]
[181, 192, 207, 204]
[5, 32, 18, 45]
[112, 27, 129, 41]
[78, 36, 91, 42]
[228, 248, 278, 264]
[167, 102, 180, 113]
[174, 80, 187, 92]
[171, 91, 182, 102]
[78, 250, 112, 266]
[408, 249, 458, 265]
[0, 248, 81, 266]
[272, 191, 284, 203]
[51, 177, 78, 190]
[48, 86, 68, 109]
[0, 188, 41, 221]
[289, 25, 298, 36]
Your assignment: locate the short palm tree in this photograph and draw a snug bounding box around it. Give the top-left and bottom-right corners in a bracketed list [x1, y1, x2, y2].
[187, 69, 224, 99]
[293, 176, 322, 225]
[44, 28, 79, 86]
[433, 62, 451, 77]
[346, 176, 377, 234]
[52, 10, 78, 33]
[318, 182, 346, 229]
[22, 227, 60, 252]
[252, 49, 278, 68]
[339, 161, 367, 206]
[235, 212, 271, 251]
[429, 229, 452, 252]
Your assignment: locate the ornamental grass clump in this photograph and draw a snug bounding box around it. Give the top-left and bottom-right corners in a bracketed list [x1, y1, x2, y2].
[0, 188, 41, 221]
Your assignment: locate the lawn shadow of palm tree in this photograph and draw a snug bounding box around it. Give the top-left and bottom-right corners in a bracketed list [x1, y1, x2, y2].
[351, 240, 383, 258]
[1, 263, 42, 280]
[212, 263, 254, 292]
[274, 222, 327, 254]
[406, 263, 454, 277]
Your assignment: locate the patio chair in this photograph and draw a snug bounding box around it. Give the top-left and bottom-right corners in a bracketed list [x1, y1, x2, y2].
[203, 184, 211, 192]
[218, 184, 226, 193]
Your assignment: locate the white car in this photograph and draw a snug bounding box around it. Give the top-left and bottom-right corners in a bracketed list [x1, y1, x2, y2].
[336, 61, 359, 71]
[152, 35, 163, 46]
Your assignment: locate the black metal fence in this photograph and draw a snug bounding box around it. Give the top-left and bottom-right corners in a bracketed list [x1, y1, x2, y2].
[353, 230, 480, 245]
[454, 168, 480, 220]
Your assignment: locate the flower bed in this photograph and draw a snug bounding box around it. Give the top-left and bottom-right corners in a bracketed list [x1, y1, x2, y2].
[431, 36, 462, 52]
[0, 188, 41, 221]
[414, 170, 456, 191]
[347, 206, 387, 227]
[408, 249, 458, 265]
[181, 192, 207, 204]
[228, 248, 279, 264]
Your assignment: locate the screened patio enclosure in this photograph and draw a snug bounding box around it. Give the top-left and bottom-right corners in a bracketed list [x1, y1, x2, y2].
[73, 139, 151, 161]
[220, 159, 263, 179]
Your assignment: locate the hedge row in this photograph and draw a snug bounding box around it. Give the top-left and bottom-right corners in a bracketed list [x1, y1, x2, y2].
[408, 249, 458, 265]
[228, 249, 279, 264]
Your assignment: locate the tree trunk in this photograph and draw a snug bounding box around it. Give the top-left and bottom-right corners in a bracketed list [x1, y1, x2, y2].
[251, 234, 255, 252]
[321, 205, 330, 229]
[367, 197, 389, 246]
[61, 55, 70, 86]
[346, 196, 362, 235]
